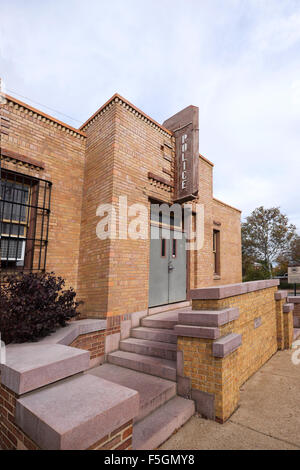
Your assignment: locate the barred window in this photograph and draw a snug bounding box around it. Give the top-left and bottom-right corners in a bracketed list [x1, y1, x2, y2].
[0, 169, 52, 272]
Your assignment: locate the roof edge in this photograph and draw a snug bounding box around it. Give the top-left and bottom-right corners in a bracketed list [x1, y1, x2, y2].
[80, 93, 173, 136]
[213, 197, 242, 213]
[2, 93, 86, 138]
[199, 153, 214, 167]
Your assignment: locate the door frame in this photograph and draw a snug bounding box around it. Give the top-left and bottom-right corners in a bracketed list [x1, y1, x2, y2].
[148, 197, 190, 306]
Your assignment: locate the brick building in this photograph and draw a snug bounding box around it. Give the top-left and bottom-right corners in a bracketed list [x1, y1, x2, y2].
[0, 91, 242, 323]
[4, 91, 296, 451]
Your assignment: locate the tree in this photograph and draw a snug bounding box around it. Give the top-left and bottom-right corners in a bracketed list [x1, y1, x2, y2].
[273, 235, 300, 276]
[290, 236, 300, 265]
[242, 206, 298, 277]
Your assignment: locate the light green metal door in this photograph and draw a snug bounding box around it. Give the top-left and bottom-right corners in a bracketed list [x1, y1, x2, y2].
[168, 229, 187, 304]
[149, 225, 187, 308]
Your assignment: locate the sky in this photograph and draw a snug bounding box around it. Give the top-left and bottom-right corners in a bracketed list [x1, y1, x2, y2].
[0, 0, 299, 230]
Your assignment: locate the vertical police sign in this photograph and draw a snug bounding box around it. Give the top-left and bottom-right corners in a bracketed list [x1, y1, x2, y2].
[163, 106, 199, 202]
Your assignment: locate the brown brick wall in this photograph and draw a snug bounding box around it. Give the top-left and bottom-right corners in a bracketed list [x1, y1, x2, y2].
[1, 98, 86, 290]
[294, 303, 300, 317]
[193, 287, 278, 386]
[79, 101, 242, 318]
[276, 298, 285, 350]
[88, 420, 133, 450]
[77, 104, 116, 318]
[1, 95, 242, 319]
[70, 331, 105, 361]
[212, 198, 242, 285]
[178, 287, 290, 422]
[0, 383, 39, 450]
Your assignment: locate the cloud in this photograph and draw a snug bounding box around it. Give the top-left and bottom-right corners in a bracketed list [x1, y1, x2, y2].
[0, 0, 299, 230]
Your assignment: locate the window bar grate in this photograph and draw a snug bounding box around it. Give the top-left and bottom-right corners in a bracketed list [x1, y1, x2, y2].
[0, 167, 52, 275]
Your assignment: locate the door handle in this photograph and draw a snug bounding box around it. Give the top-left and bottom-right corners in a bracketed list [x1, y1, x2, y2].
[168, 261, 175, 271]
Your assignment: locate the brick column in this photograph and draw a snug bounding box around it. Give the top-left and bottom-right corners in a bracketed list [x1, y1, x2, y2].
[287, 296, 300, 329]
[274, 291, 288, 350]
[175, 307, 241, 423]
[177, 335, 240, 423]
[177, 280, 282, 423]
[283, 303, 294, 349]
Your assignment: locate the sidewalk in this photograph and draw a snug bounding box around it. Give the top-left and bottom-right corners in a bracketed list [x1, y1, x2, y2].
[160, 349, 300, 450]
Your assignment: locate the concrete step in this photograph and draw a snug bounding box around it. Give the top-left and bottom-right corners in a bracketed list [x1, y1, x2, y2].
[148, 301, 191, 316]
[88, 364, 176, 423]
[2, 343, 90, 395]
[15, 374, 139, 450]
[107, 350, 177, 382]
[131, 327, 177, 344]
[120, 338, 177, 361]
[142, 311, 179, 329]
[133, 396, 195, 450]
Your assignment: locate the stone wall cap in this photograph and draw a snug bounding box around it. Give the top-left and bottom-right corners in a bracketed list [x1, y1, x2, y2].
[36, 319, 107, 346]
[174, 324, 220, 339]
[283, 303, 295, 313]
[16, 374, 139, 450]
[274, 291, 288, 300]
[178, 307, 239, 327]
[191, 279, 280, 300]
[212, 333, 242, 358]
[2, 344, 90, 395]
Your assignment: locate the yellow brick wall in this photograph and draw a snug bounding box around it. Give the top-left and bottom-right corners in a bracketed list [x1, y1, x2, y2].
[77, 104, 117, 318]
[193, 287, 278, 386]
[1, 95, 242, 319]
[1, 98, 86, 289]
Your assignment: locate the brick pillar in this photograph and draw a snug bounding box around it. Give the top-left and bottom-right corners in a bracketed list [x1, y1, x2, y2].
[283, 303, 294, 349]
[177, 335, 241, 423]
[274, 291, 288, 350]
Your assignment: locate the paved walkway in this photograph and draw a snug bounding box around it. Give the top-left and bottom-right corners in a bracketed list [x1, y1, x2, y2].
[160, 349, 300, 450]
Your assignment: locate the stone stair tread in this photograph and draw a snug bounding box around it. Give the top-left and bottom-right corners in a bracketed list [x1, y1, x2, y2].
[1, 343, 90, 395]
[133, 396, 195, 450]
[88, 364, 176, 423]
[120, 337, 177, 360]
[108, 350, 176, 381]
[142, 311, 179, 329]
[131, 327, 177, 343]
[15, 374, 139, 450]
[121, 337, 177, 351]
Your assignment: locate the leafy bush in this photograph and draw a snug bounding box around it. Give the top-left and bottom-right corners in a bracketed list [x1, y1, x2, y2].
[0, 272, 81, 344]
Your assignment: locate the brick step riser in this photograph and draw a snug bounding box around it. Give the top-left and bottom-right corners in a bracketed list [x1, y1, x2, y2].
[107, 355, 176, 382]
[120, 342, 177, 362]
[131, 329, 177, 344]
